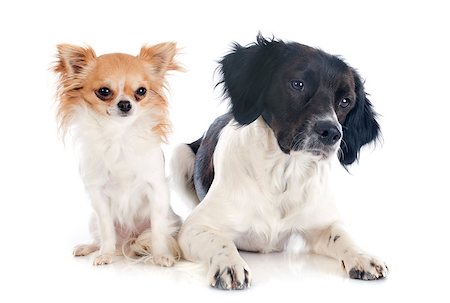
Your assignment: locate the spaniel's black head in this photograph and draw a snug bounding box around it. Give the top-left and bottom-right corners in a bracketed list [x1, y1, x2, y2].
[218, 34, 380, 166]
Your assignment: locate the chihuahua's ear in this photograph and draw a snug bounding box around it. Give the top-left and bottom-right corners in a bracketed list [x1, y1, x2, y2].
[54, 44, 96, 78]
[139, 42, 181, 77]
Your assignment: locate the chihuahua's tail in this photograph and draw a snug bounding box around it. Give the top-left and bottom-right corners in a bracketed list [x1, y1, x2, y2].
[169, 139, 202, 207]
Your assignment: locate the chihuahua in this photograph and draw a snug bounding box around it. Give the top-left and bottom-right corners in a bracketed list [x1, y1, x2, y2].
[54, 43, 181, 266]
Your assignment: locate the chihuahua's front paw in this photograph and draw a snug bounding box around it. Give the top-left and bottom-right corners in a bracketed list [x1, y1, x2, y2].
[208, 255, 252, 290]
[343, 253, 388, 280]
[73, 244, 99, 257]
[153, 254, 176, 267]
[93, 254, 113, 266]
[151, 237, 180, 267]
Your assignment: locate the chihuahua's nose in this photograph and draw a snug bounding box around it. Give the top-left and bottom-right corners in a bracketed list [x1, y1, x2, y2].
[117, 100, 132, 113]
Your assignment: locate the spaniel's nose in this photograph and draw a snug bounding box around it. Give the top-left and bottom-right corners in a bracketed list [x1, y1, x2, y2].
[314, 121, 342, 145]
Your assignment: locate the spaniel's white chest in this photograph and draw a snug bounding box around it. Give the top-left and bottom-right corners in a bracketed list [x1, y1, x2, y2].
[235, 156, 331, 252]
[212, 120, 339, 252]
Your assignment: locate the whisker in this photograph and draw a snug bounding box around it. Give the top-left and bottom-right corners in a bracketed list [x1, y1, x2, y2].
[337, 146, 344, 159]
[340, 138, 348, 151]
[290, 130, 306, 150]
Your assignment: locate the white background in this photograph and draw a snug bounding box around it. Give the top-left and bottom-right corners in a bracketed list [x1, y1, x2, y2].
[1, 0, 449, 302]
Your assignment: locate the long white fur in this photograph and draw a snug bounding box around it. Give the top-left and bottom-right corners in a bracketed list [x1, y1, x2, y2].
[71, 100, 180, 266]
[175, 117, 387, 289]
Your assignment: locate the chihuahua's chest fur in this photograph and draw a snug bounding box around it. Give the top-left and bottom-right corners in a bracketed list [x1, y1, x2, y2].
[72, 105, 164, 225]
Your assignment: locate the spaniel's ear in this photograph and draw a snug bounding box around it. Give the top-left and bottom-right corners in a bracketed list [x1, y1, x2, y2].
[339, 70, 380, 165]
[219, 34, 284, 125]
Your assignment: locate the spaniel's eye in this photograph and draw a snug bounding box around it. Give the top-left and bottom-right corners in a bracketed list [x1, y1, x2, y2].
[96, 87, 112, 100]
[136, 87, 147, 96]
[339, 98, 351, 108]
[290, 80, 304, 91]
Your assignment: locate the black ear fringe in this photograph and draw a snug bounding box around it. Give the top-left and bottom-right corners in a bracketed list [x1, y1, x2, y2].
[339, 70, 381, 166]
[216, 34, 285, 125]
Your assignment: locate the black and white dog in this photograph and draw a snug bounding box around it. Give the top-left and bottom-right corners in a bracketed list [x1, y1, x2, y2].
[172, 35, 387, 290]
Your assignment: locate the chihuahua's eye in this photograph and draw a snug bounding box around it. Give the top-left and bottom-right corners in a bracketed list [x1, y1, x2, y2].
[290, 80, 304, 91]
[96, 87, 112, 100]
[136, 87, 147, 96]
[135, 87, 147, 101]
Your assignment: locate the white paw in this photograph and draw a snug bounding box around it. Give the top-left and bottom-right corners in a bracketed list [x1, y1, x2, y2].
[73, 244, 99, 257]
[93, 254, 113, 266]
[343, 253, 388, 280]
[153, 254, 176, 267]
[150, 237, 180, 267]
[208, 255, 252, 290]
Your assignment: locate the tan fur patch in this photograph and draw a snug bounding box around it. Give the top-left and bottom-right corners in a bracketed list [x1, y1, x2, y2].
[53, 43, 181, 141]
